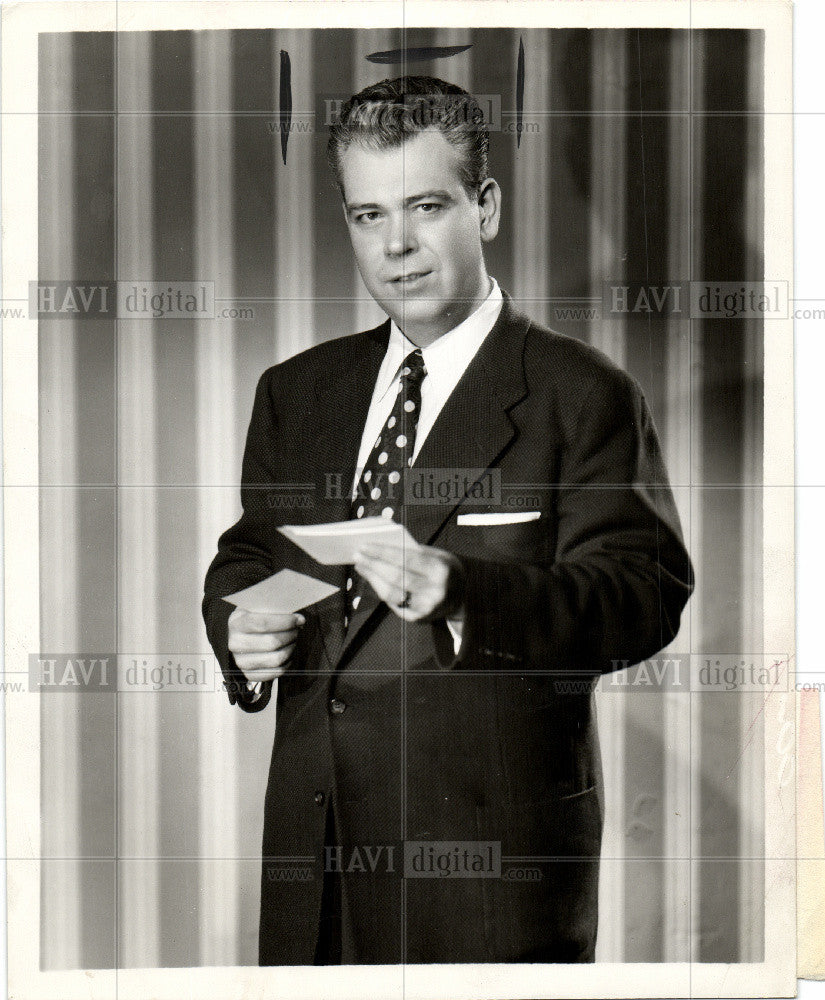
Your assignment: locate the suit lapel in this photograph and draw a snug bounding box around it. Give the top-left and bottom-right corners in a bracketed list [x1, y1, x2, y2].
[335, 295, 531, 664]
[404, 297, 530, 548]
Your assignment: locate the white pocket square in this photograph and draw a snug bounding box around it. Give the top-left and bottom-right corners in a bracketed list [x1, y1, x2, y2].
[456, 511, 541, 526]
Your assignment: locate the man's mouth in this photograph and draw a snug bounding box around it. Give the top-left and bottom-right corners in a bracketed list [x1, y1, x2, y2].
[389, 271, 431, 285]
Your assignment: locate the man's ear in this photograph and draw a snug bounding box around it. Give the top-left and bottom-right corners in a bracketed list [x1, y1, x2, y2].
[477, 177, 501, 243]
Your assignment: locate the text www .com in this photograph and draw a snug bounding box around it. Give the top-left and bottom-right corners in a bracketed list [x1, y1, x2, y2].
[266, 120, 315, 135]
[266, 867, 315, 883]
[266, 493, 314, 510]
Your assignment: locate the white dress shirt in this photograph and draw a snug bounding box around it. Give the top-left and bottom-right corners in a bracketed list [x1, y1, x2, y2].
[351, 277, 504, 653]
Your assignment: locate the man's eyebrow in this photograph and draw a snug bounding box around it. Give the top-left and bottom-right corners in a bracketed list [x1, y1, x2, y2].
[403, 189, 453, 205]
[345, 200, 382, 213]
[345, 190, 455, 213]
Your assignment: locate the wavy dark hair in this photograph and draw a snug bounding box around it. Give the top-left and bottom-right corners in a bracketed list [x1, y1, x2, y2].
[327, 75, 489, 197]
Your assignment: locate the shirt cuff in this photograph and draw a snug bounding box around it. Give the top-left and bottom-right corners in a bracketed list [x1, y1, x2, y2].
[245, 679, 264, 703]
[446, 618, 464, 655]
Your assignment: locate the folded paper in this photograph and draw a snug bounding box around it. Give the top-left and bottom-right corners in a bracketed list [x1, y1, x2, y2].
[279, 516, 419, 565]
[224, 568, 338, 614]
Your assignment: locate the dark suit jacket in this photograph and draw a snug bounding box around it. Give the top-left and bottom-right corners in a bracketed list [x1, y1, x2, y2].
[203, 293, 694, 965]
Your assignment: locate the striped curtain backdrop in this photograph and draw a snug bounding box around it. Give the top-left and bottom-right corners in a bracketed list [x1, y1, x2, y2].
[38, 27, 764, 969]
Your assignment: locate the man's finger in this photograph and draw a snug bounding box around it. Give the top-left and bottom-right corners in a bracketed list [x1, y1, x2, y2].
[230, 609, 305, 633]
[229, 628, 298, 654]
[363, 570, 424, 620]
[356, 552, 445, 603]
[355, 560, 408, 609]
[355, 556, 406, 597]
[355, 550, 430, 586]
[357, 543, 425, 570]
[356, 560, 433, 618]
[235, 644, 296, 674]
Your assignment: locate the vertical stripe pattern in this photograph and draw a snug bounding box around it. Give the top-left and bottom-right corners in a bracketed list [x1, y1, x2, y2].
[512, 30, 551, 326]
[38, 31, 81, 971]
[193, 30, 241, 967]
[590, 29, 629, 965]
[736, 29, 766, 964]
[115, 31, 161, 969]
[662, 29, 693, 965]
[688, 30, 706, 966]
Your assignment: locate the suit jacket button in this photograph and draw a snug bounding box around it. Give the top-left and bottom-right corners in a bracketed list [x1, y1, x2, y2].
[329, 698, 347, 715]
[314, 791, 325, 806]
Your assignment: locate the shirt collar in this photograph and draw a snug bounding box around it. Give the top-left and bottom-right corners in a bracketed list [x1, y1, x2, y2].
[376, 277, 503, 401]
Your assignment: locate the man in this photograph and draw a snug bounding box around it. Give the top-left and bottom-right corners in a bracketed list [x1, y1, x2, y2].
[203, 76, 694, 966]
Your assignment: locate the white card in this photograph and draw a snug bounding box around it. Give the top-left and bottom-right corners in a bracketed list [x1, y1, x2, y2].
[224, 568, 339, 614]
[278, 516, 419, 565]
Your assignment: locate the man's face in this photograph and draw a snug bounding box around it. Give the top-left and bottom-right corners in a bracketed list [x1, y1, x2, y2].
[339, 128, 499, 343]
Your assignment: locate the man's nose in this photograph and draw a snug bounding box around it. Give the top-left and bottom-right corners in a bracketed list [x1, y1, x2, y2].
[383, 213, 418, 256]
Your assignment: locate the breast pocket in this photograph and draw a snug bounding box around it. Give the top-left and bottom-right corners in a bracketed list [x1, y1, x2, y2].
[456, 513, 551, 561]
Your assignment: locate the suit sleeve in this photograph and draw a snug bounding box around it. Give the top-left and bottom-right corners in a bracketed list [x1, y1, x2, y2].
[202, 369, 279, 712]
[447, 370, 694, 675]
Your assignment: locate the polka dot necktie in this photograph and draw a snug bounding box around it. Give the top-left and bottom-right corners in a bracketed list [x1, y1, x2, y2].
[344, 348, 428, 628]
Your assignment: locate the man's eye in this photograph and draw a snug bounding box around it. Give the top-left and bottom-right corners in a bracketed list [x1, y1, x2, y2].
[416, 202, 441, 213]
[355, 212, 380, 224]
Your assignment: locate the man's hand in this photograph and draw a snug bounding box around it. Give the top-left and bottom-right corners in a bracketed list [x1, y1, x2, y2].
[227, 608, 305, 683]
[354, 542, 465, 623]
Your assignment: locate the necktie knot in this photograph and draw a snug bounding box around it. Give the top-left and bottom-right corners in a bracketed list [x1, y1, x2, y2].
[399, 349, 427, 388]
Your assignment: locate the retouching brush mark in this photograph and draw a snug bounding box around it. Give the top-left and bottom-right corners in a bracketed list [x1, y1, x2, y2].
[516, 36, 525, 148]
[358, 40, 526, 149]
[279, 49, 292, 165]
[365, 45, 473, 65]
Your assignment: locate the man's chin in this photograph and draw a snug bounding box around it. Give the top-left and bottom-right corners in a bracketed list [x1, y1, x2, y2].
[377, 297, 442, 328]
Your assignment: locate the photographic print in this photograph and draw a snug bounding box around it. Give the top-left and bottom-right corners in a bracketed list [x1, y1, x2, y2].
[2, 2, 795, 998]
